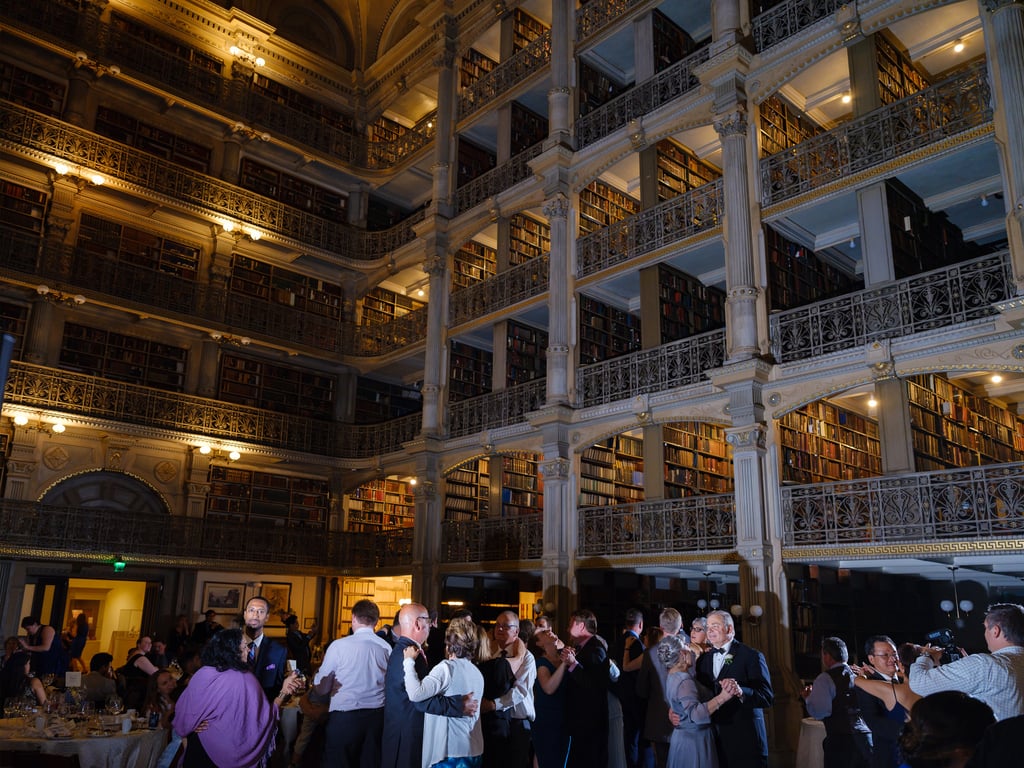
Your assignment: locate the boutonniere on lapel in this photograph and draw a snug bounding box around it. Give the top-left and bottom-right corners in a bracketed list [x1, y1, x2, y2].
[722, 655, 734, 667]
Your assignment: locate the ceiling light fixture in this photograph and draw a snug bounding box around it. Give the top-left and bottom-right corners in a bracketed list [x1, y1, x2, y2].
[981, 195, 989, 207]
[953, 39, 965, 53]
[37, 285, 86, 307]
[939, 565, 973, 628]
[841, 93, 852, 104]
[867, 397, 878, 408]
[992, 374, 1003, 384]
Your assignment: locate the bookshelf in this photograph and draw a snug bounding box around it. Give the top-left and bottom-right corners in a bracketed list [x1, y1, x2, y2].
[230, 256, 343, 319]
[578, 434, 645, 506]
[578, 180, 640, 236]
[778, 400, 882, 485]
[94, 107, 212, 173]
[875, 31, 929, 106]
[0, 302, 28, 358]
[219, 354, 335, 419]
[510, 102, 548, 155]
[460, 48, 497, 89]
[758, 94, 822, 158]
[444, 458, 491, 521]
[578, 59, 628, 117]
[654, 263, 727, 342]
[0, 62, 66, 116]
[450, 340, 493, 401]
[250, 73, 352, 129]
[0, 181, 47, 234]
[656, 139, 721, 201]
[509, 213, 550, 265]
[663, 422, 733, 497]
[240, 159, 347, 219]
[354, 377, 423, 423]
[907, 373, 1024, 472]
[347, 478, 415, 531]
[453, 240, 498, 290]
[361, 287, 426, 326]
[506, 320, 547, 385]
[502, 452, 543, 516]
[652, 10, 697, 72]
[76, 214, 200, 281]
[60, 323, 188, 391]
[885, 179, 968, 278]
[578, 294, 642, 365]
[457, 138, 497, 187]
[512, 8, 548, 51]
[764, 226, 862, 311]
[109, 12, 223, 74]
[207, 466, 329, 527]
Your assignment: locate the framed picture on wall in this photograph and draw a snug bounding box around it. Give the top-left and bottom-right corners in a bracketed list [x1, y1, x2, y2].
[203, 582, 244, 613]
[260, 582, 292, 624]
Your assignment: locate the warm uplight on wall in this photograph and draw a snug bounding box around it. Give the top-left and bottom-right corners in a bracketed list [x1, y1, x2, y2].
[953, 39, 965, 53]
[867, 397, 878, 408]
[841, 93, 852, 104]
[992, 374, 1003, 384]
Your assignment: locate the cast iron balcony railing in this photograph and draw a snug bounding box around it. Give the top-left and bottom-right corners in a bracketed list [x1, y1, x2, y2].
[441, 516, 543, 562]
[761, 63, 992, 207]
[576, 180, 723, 278]
[0, 0, 434, 172]
[0, 499, 413, 569]
[576, 0, 648, 44]
[3, 362, 422, 459]
[770, 251, 1013, 364]
[458, 31, 552, 121]
[349, 306, 429, 357]
[449, 254, 550, 327]
[578, 495, 737, 556]
[0, 101, 420, 261]
[575, 45, 711, 148]
[455, 142, 544, 214]
[448, 378, 547, 439]
[751, 0, 846, 52]
[577, 328, 726, 408]
[783, 462, 1024, 547]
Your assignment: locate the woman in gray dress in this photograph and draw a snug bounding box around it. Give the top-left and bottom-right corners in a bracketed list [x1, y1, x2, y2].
[657, 635, 739, 768]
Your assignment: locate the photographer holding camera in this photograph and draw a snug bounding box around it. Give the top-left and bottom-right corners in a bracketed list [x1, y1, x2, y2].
[908, 603, 1024, 721]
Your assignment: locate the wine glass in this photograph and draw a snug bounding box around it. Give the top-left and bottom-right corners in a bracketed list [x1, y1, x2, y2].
[41, 673, 55, 687]
[105, 695, 124, 716]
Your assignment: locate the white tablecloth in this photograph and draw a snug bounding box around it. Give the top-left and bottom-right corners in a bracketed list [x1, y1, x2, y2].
[0, 727, 165, 768]
[795, 717, 825, 768]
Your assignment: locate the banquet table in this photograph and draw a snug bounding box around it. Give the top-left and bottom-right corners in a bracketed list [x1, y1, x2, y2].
[0, 722, 165, 768]
[795, 717, 826, 768]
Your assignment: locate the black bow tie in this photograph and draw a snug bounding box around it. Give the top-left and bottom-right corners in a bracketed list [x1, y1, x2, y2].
[713, 647, 727, 655]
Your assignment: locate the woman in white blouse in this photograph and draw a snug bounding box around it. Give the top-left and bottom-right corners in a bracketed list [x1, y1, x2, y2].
[403, 617, 485, 768]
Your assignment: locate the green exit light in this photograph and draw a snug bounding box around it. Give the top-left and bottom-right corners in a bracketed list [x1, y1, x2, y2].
[113, 558, 126, 573]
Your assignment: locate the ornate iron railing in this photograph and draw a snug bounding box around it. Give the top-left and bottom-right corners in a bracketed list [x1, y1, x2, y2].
[455, 142, 544, 214]
[578, 495, 737, 556]
[450, 254, 550, 326]
[576, 180, 723, 278]
[350, 307, 429, 356]
[0, 499, 412, 569]
[441, 515, 543, 562]
[458, 32, 552, 121]
[575, 46, 711, 148]
[770, 251, 1013, 363]
[3, 361, 422, 458]
[448, 378, 547, 439]
[576, 0, 647, 43]
[751, 0, 846, 52]
[578, 329, 726, 407]
[0, 0, 434, 172]
[783, 462, 1024, 546]
[761, 64, 992, 206]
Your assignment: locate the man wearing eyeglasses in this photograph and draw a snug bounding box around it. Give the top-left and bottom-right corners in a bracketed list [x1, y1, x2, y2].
[484, 611, 537, 768]
[382, 603, 479, 768]
[857, 636, 904, 768]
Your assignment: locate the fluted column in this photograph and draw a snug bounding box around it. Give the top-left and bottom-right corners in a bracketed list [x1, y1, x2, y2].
[544, 195, 571, 405]
[537, 426, 573, 624]
[63, 67, 93, 127]
[983, 0, 1024, 288]
[547, 0, 572, 145]
[411, 446, 443, 610]
[431, 22, 458, 217]
[420, 249, 449, 435]
[715, 107, 760, 360]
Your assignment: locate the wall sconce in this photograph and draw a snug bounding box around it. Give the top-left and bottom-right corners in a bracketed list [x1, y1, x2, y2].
[231, 122, 271, 143]
[37, 284, 86, 308]
[940, 565, 973, 628]
[52, 162, 105, 188]
[229, 44, 265, 68]
[196, 443, 242, 462]
[731, 603, 764, 625]
[13, 413, 68, 436]
[73, 51, 120, 77]
[210, 331, 251, 346]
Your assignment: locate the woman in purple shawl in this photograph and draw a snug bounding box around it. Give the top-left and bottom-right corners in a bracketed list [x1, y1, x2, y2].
[174, 628, 300, 767]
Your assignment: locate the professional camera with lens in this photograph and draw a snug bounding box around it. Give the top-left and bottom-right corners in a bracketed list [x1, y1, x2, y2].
[925, 628, 963, 664]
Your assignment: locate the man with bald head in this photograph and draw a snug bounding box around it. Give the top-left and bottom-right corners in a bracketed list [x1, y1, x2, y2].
[381, 603, 479, 768]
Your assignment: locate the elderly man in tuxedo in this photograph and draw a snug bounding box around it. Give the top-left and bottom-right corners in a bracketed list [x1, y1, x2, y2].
[694, 610, 773, 768]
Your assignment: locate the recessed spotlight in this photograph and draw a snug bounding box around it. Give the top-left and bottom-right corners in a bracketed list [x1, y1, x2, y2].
[841, 93, 852, 104]
[867, 397, 878, 408]
[992, 374, 1003, 384]
[953, 39, 965, 53]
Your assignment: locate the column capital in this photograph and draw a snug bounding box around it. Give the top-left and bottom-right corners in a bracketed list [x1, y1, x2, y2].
[543, 195, 570, 220]
[984, 0, 1024, 11]
[725, 424, 766, 451]
[540, 457, 571, 481]
[713, 105, 748, 138]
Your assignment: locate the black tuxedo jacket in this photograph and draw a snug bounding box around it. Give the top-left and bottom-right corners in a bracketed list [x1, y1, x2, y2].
[695, 640, 773, 768]
[856, 669, 905, 768]
[253, 636, 288, 701]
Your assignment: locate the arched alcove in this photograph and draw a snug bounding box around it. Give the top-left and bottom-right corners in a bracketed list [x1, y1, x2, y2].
[40, 470, 170, 516]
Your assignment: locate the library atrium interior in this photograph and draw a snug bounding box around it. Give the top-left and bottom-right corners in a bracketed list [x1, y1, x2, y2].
[2, 0, 1024, 754]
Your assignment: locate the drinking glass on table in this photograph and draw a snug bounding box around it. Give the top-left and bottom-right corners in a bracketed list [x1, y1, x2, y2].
[105, 694, 124, 715]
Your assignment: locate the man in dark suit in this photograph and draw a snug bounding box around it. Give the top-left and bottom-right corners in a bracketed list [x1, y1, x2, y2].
[695, 610, 774, 768]
[562, 609, 610, 768]
[381, 603, 478, 768]
[857, 635, 906, 768]
[244, 595, 287, 700]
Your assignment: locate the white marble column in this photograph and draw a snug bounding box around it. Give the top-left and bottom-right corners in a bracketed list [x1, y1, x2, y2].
[544, 195, 571, 405]
[547, 0, 572, 145]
